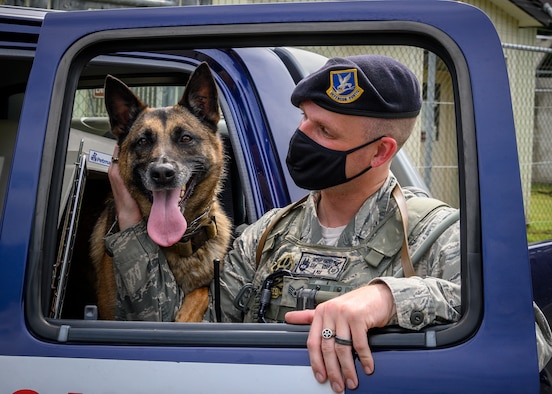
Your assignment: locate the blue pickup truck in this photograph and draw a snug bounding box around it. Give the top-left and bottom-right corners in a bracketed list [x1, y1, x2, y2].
[1, 1, 551, 392]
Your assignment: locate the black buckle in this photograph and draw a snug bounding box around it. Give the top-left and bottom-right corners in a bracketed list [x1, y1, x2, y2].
[257, 270, 292, 323]
[233, 283, 255, 314]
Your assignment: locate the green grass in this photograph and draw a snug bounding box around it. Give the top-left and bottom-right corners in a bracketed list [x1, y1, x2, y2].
[527, 183, 552, 243]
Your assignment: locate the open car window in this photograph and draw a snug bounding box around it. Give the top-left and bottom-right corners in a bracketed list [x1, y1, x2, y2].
[27, 15, 476, 352]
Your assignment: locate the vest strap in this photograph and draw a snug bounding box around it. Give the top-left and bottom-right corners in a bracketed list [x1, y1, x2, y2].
[392, 184, 416, 277]
[255, 195, 308, 269]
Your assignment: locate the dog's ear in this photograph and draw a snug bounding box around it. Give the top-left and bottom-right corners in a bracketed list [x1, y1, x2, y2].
[104, 75, 147, 142]
[179, 63, 220, 130]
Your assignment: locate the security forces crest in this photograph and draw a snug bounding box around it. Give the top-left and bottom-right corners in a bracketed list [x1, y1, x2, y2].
[326, 68, 364, 103]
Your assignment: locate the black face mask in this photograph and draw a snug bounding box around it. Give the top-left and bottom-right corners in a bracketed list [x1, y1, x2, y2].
[286, 129, 383, 190]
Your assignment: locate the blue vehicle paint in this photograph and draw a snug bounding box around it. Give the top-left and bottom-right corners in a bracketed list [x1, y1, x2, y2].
[0, 1, 550, 392]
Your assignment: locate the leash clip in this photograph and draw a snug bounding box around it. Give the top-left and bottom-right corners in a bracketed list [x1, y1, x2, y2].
[257, 269, 292, 323]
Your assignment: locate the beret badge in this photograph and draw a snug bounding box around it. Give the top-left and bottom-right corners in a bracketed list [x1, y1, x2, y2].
[326, 68, 364, 104]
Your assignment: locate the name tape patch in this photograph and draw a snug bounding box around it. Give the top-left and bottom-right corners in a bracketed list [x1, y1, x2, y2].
[293, 252, 347, 280]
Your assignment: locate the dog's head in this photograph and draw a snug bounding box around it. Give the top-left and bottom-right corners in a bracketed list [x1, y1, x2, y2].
[104, 63, 224, 247]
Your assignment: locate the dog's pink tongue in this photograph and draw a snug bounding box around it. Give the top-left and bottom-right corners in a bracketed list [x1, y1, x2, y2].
[147, 189, 187, 247]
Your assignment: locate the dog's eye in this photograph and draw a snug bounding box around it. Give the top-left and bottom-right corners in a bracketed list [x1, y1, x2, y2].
[179, 135, 193, 144]
[137, 137, 149, 146]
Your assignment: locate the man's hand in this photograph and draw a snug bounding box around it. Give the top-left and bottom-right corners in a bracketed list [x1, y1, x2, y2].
[285, 283, 396, 393]
[108, 145, 141, 231]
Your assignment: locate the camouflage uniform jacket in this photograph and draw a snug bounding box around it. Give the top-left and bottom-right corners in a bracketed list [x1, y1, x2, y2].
[205, 174, 461, 328]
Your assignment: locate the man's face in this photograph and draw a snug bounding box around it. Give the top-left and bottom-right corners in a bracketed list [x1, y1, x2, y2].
[297, 101, 382, 179]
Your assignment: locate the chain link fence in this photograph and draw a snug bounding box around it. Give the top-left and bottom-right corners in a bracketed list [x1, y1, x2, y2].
[503, 43, 552, 242]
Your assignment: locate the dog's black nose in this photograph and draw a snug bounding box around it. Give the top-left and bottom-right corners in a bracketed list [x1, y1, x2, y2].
[151, 163, 176, 185]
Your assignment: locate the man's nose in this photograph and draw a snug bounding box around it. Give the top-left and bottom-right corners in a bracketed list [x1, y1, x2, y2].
[297, 119, 314, 135]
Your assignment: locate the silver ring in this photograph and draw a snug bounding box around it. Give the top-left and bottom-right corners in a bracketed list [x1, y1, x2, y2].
[111, 157, 119, 163]
[334, 336, 353, 346]
[321, 328, 335, 339]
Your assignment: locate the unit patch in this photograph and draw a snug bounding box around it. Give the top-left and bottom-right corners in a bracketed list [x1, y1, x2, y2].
[293, 252, 347, 280]
[271, 253, 294, 273]
[326, 69, 364, 104]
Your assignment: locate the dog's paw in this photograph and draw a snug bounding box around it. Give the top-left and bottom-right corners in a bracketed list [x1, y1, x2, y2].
[175, 287, 209, 322]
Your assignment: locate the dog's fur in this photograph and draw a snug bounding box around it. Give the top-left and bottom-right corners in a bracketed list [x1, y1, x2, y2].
[90, 63, 232, 322]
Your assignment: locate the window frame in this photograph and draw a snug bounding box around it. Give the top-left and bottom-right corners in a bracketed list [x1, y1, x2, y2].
[26, 18, 480, 351]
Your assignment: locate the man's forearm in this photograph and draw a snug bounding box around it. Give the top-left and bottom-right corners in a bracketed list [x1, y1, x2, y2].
[105, 220, 184, 321]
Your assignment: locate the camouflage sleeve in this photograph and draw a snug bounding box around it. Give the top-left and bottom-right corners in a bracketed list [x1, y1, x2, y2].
[105, 220, 184, 322]
[535, 302, 552, 371]
[374, 208, 461, 330]
[204, 209, 280, 322]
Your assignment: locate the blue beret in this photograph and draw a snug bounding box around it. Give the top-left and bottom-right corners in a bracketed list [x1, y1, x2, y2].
[291, 55, 422, 119]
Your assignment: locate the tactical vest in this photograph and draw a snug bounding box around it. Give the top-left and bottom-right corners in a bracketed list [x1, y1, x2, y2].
[236, 189, 458, 323]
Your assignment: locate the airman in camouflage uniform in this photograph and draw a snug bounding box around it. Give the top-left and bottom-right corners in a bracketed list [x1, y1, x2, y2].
[105, 54, 552, 392]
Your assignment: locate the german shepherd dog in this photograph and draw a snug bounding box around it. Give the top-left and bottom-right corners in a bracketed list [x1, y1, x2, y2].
[90, 63, 232, 322]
